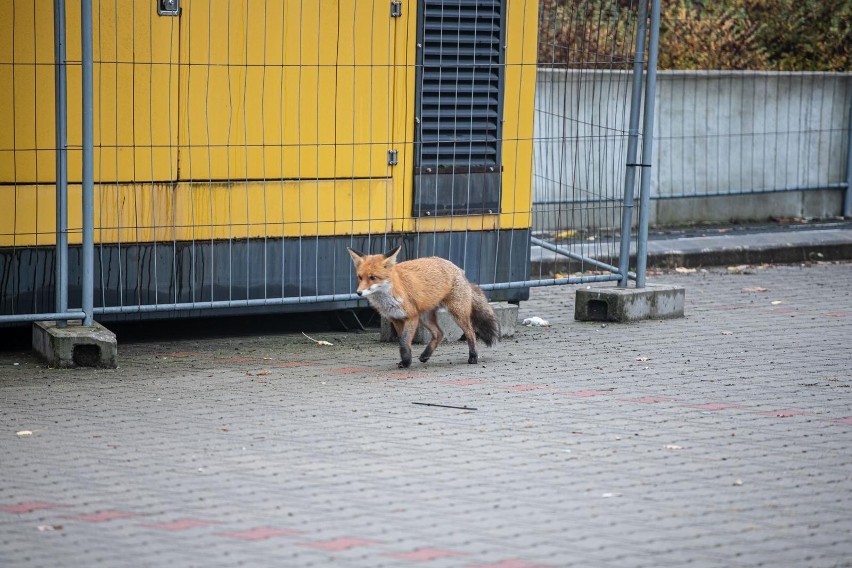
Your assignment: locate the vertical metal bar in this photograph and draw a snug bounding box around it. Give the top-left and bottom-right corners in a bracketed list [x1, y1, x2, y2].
[53, 0, 69, 324]
[635, 0, 660, 289]
[844, 95, 852, 218]
[81, 0, 94, 326]
[617, 0, 648, 287]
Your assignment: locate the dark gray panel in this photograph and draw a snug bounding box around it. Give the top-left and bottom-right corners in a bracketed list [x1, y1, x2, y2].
[1, 230, 530, 321]
[414, 170, 501, 216]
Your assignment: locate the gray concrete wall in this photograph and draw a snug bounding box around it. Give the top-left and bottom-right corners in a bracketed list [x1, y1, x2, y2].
[534, 70, 852, 230]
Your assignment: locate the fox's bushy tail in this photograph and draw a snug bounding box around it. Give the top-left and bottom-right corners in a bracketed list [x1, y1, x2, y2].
[469, 284, 500, 347]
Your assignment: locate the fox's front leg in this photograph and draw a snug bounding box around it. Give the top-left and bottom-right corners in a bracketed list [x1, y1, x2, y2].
[392, 317, 419, 368]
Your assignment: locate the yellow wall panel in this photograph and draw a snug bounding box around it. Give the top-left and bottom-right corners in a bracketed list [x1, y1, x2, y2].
[2, 0, 537, 248]
[0, 1, 179, 184]
[179, 0, 394, 181]
[1, 178, 394, 247]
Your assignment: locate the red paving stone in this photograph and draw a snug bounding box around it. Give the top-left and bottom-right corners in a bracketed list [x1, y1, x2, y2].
[141, 519, 223, 531]
[441, 379, 488, 386]
[329, 367, 373, 374]
[506, 384, 546, 391]
[823, 311, 852, 317]
[64, 511, 145, 522]
[384, 548, 469, 562]
[271, 361, 316, 368]
[385, 372, 425, 380]
[0, 502, 68, 514]
[217, 527, 303, 541]
[560, 390, 613, 397]
[300, 537, 381, 551]
[832, 417, 852, 425]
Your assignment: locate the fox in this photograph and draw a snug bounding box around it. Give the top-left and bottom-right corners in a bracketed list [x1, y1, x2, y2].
[347, 245, 500, 368]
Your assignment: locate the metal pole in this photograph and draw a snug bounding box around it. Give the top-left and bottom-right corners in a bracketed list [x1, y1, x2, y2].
[844, 95, 852, 218]
[531, 236, 637, 278]
[53, 0, 69, 325]
[635, 0, 661, 288]
[81, 0, 94, 326]
[617, 0, 649, 287]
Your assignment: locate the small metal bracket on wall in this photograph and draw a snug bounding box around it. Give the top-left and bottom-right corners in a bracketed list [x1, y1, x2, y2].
[157, 0, 180, 16]
[391, 1, 402, 17]
[387, 150, 399, 166]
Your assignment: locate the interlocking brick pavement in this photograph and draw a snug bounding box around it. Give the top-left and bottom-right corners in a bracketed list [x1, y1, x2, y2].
[1, 262, 851, 567]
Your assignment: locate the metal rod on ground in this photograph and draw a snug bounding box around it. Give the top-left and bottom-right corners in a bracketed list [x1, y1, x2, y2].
[635, 0, 661, 289]
[617, 0, 648, 288]
[81, 0, 94, 326]
[844, 95, 852, 218]
[530, 237, 637, 279]
[53, 0, 68, 326]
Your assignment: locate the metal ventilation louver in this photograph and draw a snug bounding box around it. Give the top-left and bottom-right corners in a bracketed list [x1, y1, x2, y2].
[414, 0, 505, 216]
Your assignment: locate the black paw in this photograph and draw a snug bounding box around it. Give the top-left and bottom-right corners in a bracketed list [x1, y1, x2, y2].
[467, 354, 478, 364]
[398, 359, 412, 368]
[419, 355, 431, 363]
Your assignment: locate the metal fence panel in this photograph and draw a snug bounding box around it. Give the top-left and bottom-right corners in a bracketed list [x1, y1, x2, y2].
[2, 0, 660, 324]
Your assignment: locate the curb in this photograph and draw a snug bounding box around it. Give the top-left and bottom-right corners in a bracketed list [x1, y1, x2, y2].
[531, 228, 852, 274]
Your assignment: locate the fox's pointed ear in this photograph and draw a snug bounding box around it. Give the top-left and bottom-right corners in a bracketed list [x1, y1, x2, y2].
[383, 245, 402, 266]
[346, 247, 365, 267]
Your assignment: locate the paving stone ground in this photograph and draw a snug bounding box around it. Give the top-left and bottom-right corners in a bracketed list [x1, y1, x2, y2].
[1, 262, 851, 568]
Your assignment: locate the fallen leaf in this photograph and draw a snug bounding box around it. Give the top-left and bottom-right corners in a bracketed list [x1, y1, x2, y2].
[721, 331, 734, 335]
[664, 444, 684, 450]
[741, 287, 768, 293]
[16, 430, 33, 437]
[674, 267, 697, 273]
[255, 370, 271, 376]
[771, 300, 784, 305]
[727, 265, 751, 273]
[37, 525, 63, 532]
[636, 356, 650, 362]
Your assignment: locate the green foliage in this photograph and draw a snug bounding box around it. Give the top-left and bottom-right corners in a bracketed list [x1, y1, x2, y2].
[538, 0, 852, 71]
[537, 0, 640, 69]
[657, 0, 769, 70]
[742, 0, 852, 71]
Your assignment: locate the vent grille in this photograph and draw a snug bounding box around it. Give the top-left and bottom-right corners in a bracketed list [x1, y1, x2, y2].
[416, 0, 504, 168]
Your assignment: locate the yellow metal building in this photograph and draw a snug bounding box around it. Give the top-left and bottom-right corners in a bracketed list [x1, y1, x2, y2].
[1, 0, 538, 317]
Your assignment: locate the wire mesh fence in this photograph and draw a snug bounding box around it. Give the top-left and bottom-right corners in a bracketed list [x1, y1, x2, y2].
[1, 0, 662, 324]
[534, 2, 852, 230]
[651, 71, 851, 222]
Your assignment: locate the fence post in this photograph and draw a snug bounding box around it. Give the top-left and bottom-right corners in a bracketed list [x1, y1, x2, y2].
[53, 0, 69, 325]
[81, 0, 94, 326]
[634, 0, 661, 289]
[617, 0, 649, 287]
[845, 95, 852, 218]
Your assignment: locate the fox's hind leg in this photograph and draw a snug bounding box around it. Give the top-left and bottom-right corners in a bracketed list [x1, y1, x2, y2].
[446, 303, 479, 364]
[418, 310, 444, 363]
[391, 316, 419, 368]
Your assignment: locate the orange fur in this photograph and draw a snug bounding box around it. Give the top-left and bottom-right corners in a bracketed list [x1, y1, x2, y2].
[347, 246, 499, 368]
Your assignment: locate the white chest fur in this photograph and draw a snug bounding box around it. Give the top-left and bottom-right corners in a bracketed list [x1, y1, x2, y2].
[365, 283, 407, 320]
